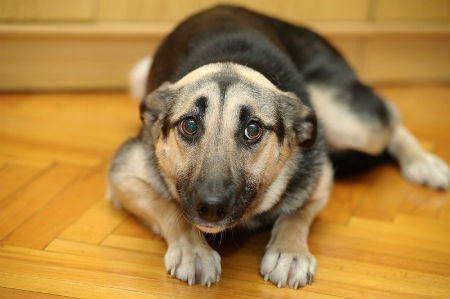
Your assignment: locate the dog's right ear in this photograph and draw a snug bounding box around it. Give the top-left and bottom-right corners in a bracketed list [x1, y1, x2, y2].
[139, 82, 175, 126]
[278, 92, 317, 148]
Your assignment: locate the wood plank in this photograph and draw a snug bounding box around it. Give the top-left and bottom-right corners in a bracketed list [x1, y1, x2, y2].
[373, 0, 450, 22]
[0, 154, 59, 169]
[46, 239, 163, 265]
[0, 163, 47, 201]
[101, 234, 166, 254]
[353, 165, 409, 221]
[310, 227, 450, 276]
[58, 199, 127, 244]
[0, 93, 138, 166]
[97, 0, 207, 22]
[97, 0, 370, 22]
[394, 214, 450, 233]
[305, 280, 412, 299]
[316, 255, 450, 298]
[0, 0, 95, 21]
[0, 136, 101, 167]
[0, 34, 159, 91]
[361, 36, 450, 83]
[0, 22, 448, 91]
[312, 219, 449, 256]
[0, 164, 83, 240]
[0, 244, 163, 276]
[398, 188, 449, 218]
[318, 178, 370, 224]
[0, 246, 336, 299]
[438, 198, 450, 223]
[348, 217, 449, 243]
[6, 246, 448, 299]
[1, 164, 108, 249]
[0, 287, 73, 299]
[256, 0, 370, 22]
[0, 272, 158, 299]
[112, 215, 155, 238]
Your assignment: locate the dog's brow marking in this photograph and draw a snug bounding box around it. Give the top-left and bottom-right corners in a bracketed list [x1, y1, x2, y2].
[195, 96, 208, 116]
[217, 80, 235, 105]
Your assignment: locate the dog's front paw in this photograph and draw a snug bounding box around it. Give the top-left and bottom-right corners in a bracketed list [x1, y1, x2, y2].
[164, 240, 221, 286]
[260, 247, 316, 289]
[401, 151, 449, 190]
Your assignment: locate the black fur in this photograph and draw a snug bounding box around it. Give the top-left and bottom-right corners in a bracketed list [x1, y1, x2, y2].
[147, 4, 392, 135]
[146, 4, 394, 189]
[147, 5, 310, 104]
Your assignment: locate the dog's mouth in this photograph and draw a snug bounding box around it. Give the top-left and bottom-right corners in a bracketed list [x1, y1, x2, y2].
[180, 204, 243, 234]
[179, 195, 247, 234]
[194, 223, 230, 234]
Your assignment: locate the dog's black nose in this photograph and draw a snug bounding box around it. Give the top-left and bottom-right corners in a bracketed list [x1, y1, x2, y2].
[195, 196, 231, 222]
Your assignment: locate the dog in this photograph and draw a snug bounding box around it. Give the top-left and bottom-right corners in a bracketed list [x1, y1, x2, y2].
[107, 5, 449, 289]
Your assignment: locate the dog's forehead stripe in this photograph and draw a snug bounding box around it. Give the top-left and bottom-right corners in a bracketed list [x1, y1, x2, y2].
[168, 63, 289, 147]
[216, 76, 239, 104]
[173, 62, 280, 93]
[174, 73, 263, 122]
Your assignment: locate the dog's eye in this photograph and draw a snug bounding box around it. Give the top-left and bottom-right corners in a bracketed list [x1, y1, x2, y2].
[244, 121, 263, 140]
[179, 117, 198, 135]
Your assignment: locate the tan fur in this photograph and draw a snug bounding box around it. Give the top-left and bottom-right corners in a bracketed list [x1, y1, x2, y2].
[260, 160, 333, 288]
[260, 161, 333, 289]
[154, 130, 185, 198]
[245, 138, 296, 216]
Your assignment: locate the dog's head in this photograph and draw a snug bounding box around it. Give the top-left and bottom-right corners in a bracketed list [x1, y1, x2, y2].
[140, 63, 316, 233]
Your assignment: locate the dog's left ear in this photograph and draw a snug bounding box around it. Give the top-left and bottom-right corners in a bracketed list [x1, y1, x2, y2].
[279, 93, 317, 147]
[139, 82, 175, 126]
[293, 105, 317, 147]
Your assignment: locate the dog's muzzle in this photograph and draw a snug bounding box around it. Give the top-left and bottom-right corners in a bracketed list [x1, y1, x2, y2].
[180, 179, 247, 232]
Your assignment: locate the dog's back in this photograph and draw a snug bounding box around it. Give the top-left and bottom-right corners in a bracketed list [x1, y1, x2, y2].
[149, 6, 315, 100]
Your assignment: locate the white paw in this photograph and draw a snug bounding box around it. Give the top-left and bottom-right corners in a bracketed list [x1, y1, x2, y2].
[260, 248, 316, 289]
[401, 152, 450, 190]
[164, 240, 221, 286]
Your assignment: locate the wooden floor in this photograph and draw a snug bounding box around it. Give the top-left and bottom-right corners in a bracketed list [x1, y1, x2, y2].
[0, 85, 449, 299]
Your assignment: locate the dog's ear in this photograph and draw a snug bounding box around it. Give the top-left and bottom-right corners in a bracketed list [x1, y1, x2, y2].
[279, 93, 317, 147]
[139, 82, 175, 126]
[293, 105, 317, 147]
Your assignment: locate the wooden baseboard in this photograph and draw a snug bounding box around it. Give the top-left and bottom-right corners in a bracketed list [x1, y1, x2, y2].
[0, 22, 448, 91]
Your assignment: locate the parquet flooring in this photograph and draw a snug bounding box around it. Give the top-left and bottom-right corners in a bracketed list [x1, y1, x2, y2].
[0, 85, 449, 299]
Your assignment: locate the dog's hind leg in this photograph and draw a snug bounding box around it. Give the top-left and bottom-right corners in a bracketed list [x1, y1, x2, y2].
[308, 82, 397, 156]
[273, 21, 448, 189]
[309, 82, 449, 190]
[387, 125, 449, 190]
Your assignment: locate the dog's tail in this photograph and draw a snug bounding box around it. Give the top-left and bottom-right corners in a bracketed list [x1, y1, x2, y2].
[330, 150, 394, 178]
[129, 55, 152, 101]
